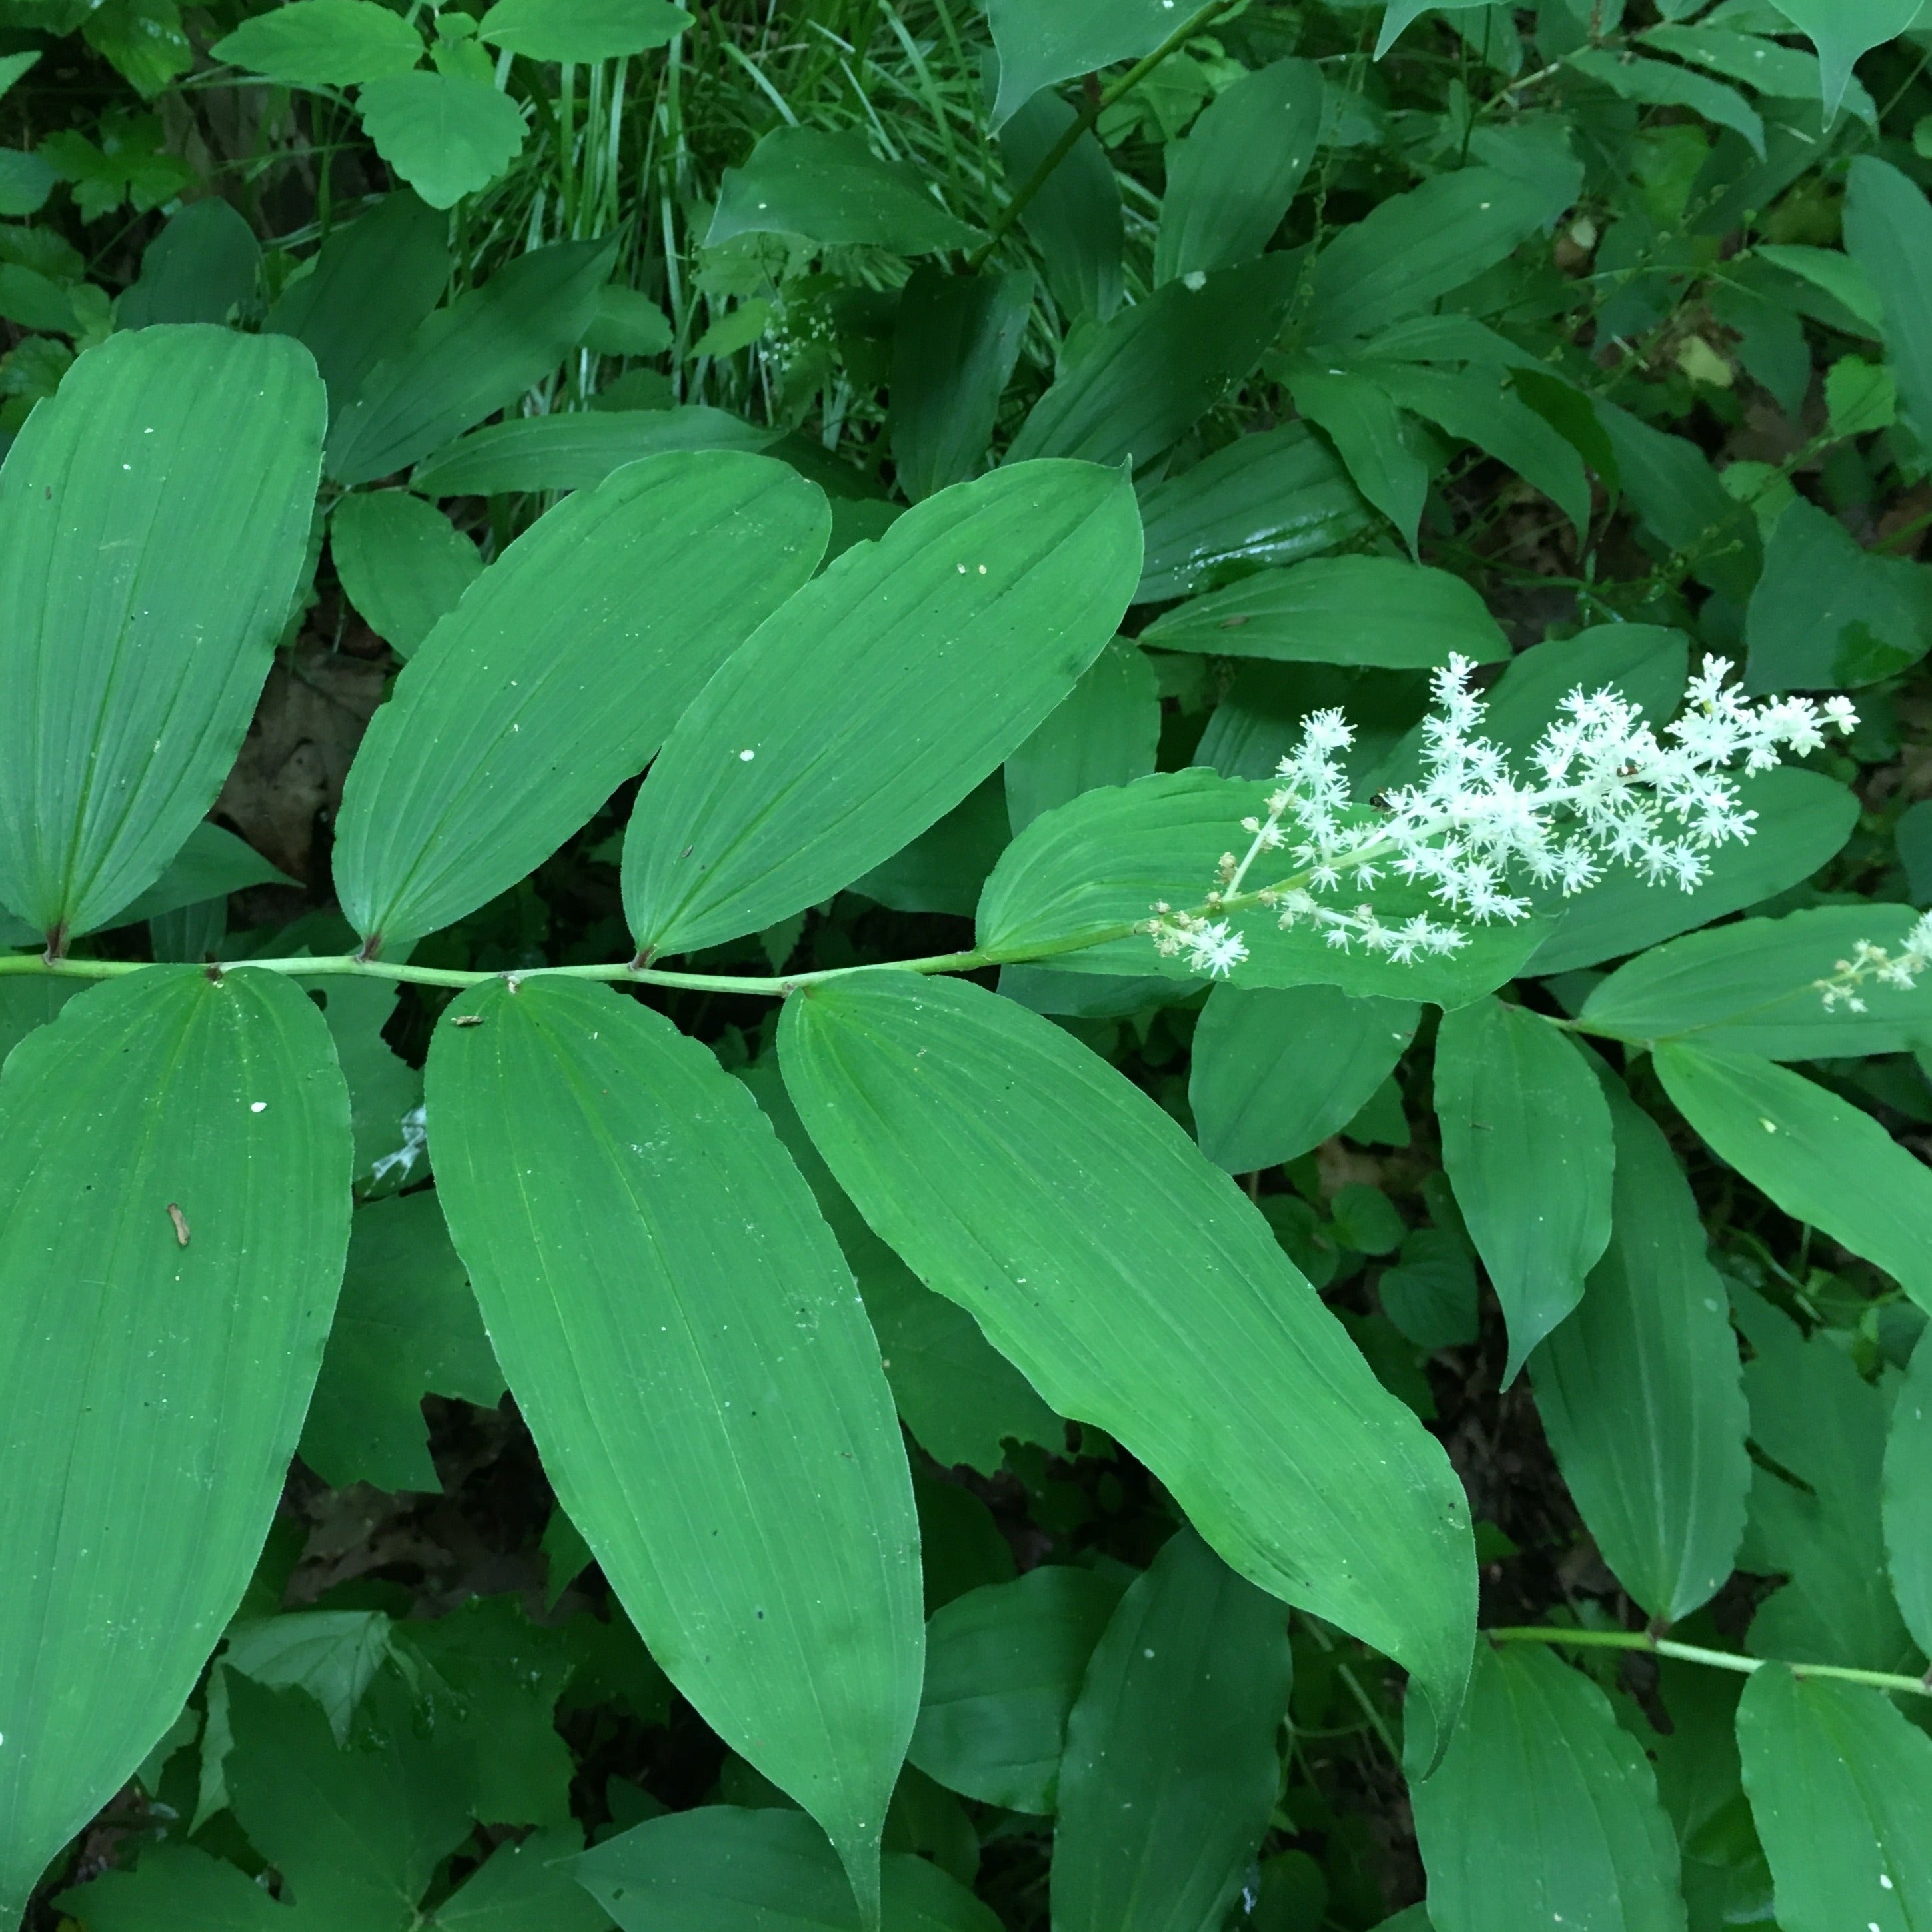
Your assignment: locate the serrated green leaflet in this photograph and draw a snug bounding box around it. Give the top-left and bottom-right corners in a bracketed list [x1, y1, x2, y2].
[1737, 1666, 1932, 1931]
[1436, 1000, 1613, 1382]
[1657, 1044, 1932, 1313]
[425, 978, 921, 1917]
[910, 1567, 1125, 1813]
[1531, 1075, 1749, 1623]
[356, 72, 528, 213]
[211, 0, 423, 87]
[622, 459, 1140, 958]
[779, 973, 1475, 1749]
[1052, 1531, 1291, 1932]
[1408, 1645, 1685, 1932]
[0, 327, 323, 944]
[337, 451, 827, 951]
[0, 968, 349, 1917]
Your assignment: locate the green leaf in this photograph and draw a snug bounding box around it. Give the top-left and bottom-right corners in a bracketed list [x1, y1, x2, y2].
[985, 0, 1178, 128]
[707, 127, 980, 253]
[1008, 253, 1298, 469]
[1767, 0, 1922, 118]
[357, 71, 527, 211]
[431, 1825, 611, 1932]
[1734, 1286, 1911, 1670]
[213, 0, 423, 85]
[1374, 0, 1493, 58]
[1523, 768, 1857, 977]
[1642, 21, 1873, 117]
[779, 973, 1475, 1747]
[1134, 423, 1370, 604]
[299, 1191, 504, 1492]
[57, 1843, 283, 1930]
[1052, 1530, 1292, 1932]
[0, 975, 78, 1067]
[1154, 59, 1321, 285]
[119, 198, 261, 329]
[976, 770, 1549, 1008]
[267, 189, 453, 419]
[83, 0, 193, 95]
[475, 0, 691, 61]
[331, 490, 479, 659]
[1567, 47, 1765, 155]
[998, 89, 1122, 323]
[337, 451, 826, 950]
[1657, 1044, 1932, 1312]
[0, 968, 350, 1915]
[1301, 169, 1555, 345]
[325, 235, 614, 486]
[850, 780, 1012, 921]
[1190, 983, 1420, 1172]
[1370, 361, 1593, 538]
[1285, 366, 1430, 552]
[1408, 1644, 1685, 1932]
[1593, 399, 1761, 604]
[1737, 1665, 1932, 1931]
[1530, 1075, 1750, 1623]
[1436, 999, 1613, 1382]
[890, 268, 1033, 502]
[1004, 638, 1160, 834]
[1581, 904, 1932, 1060]
[1757, 243, 1885, 336]
[737, 1060, 1062, 1478]
[583, 284, 671, 356]
[409, 405, 775, 495]
[426, 978, 921, 1913]
[0, 327, 324, 944]
[1883, 1331, 1932, 1662]
[1745, 496, 1932, 691]
[225, 1671, 472, 1928]
[296, 976, 421, 1188]
[908, 1567, 1126, 1812]
[579, 1806, 1001, 1932]
[1140, 556, 1507, 668]
[622, 459, 1140, 958]
[1845, 155, 1932, 457]
[0, 147, 55, 217]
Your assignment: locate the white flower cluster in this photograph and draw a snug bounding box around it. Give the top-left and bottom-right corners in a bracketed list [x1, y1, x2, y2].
[1816, 914, 1932, 1012]
[1150, 653, 1859, 979]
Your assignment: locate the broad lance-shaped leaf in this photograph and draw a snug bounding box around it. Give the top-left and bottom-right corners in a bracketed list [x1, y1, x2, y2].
[1883, 1331, 1932, 1662]
[624, 459, 1140, 959]
[1531, 1074, 1749, 1625]
[425, 978, 921, 1917]
[1052, 1530, 1292, 1932]
[779, 973, 1475, 1749]
[336, 451, 827, 952]
[1408, 1644, 1685, 1932]
[0, 327, 324, 944]
[1737, 1665, 1932, 1932]
[0, 967, 350, 1916]
[1435, 998, 1613, 1382]
[1656, 1043, 1932, 1313]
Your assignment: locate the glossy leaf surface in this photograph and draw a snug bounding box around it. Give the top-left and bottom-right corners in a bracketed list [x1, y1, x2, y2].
[426, 977, 922, 1911]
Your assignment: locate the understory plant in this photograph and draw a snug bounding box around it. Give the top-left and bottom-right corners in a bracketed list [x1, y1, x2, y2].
[7, 1, 1932, 1929]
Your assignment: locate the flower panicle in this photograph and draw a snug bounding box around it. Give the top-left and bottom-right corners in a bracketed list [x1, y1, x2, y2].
[1814, 913, 1932, 1013]
[1146, 652, 1859, 982]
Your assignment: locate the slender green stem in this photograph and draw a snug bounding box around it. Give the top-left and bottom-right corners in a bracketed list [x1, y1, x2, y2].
[1489, 1626, 1932, 1699]
[967, 0, 1237, 270]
